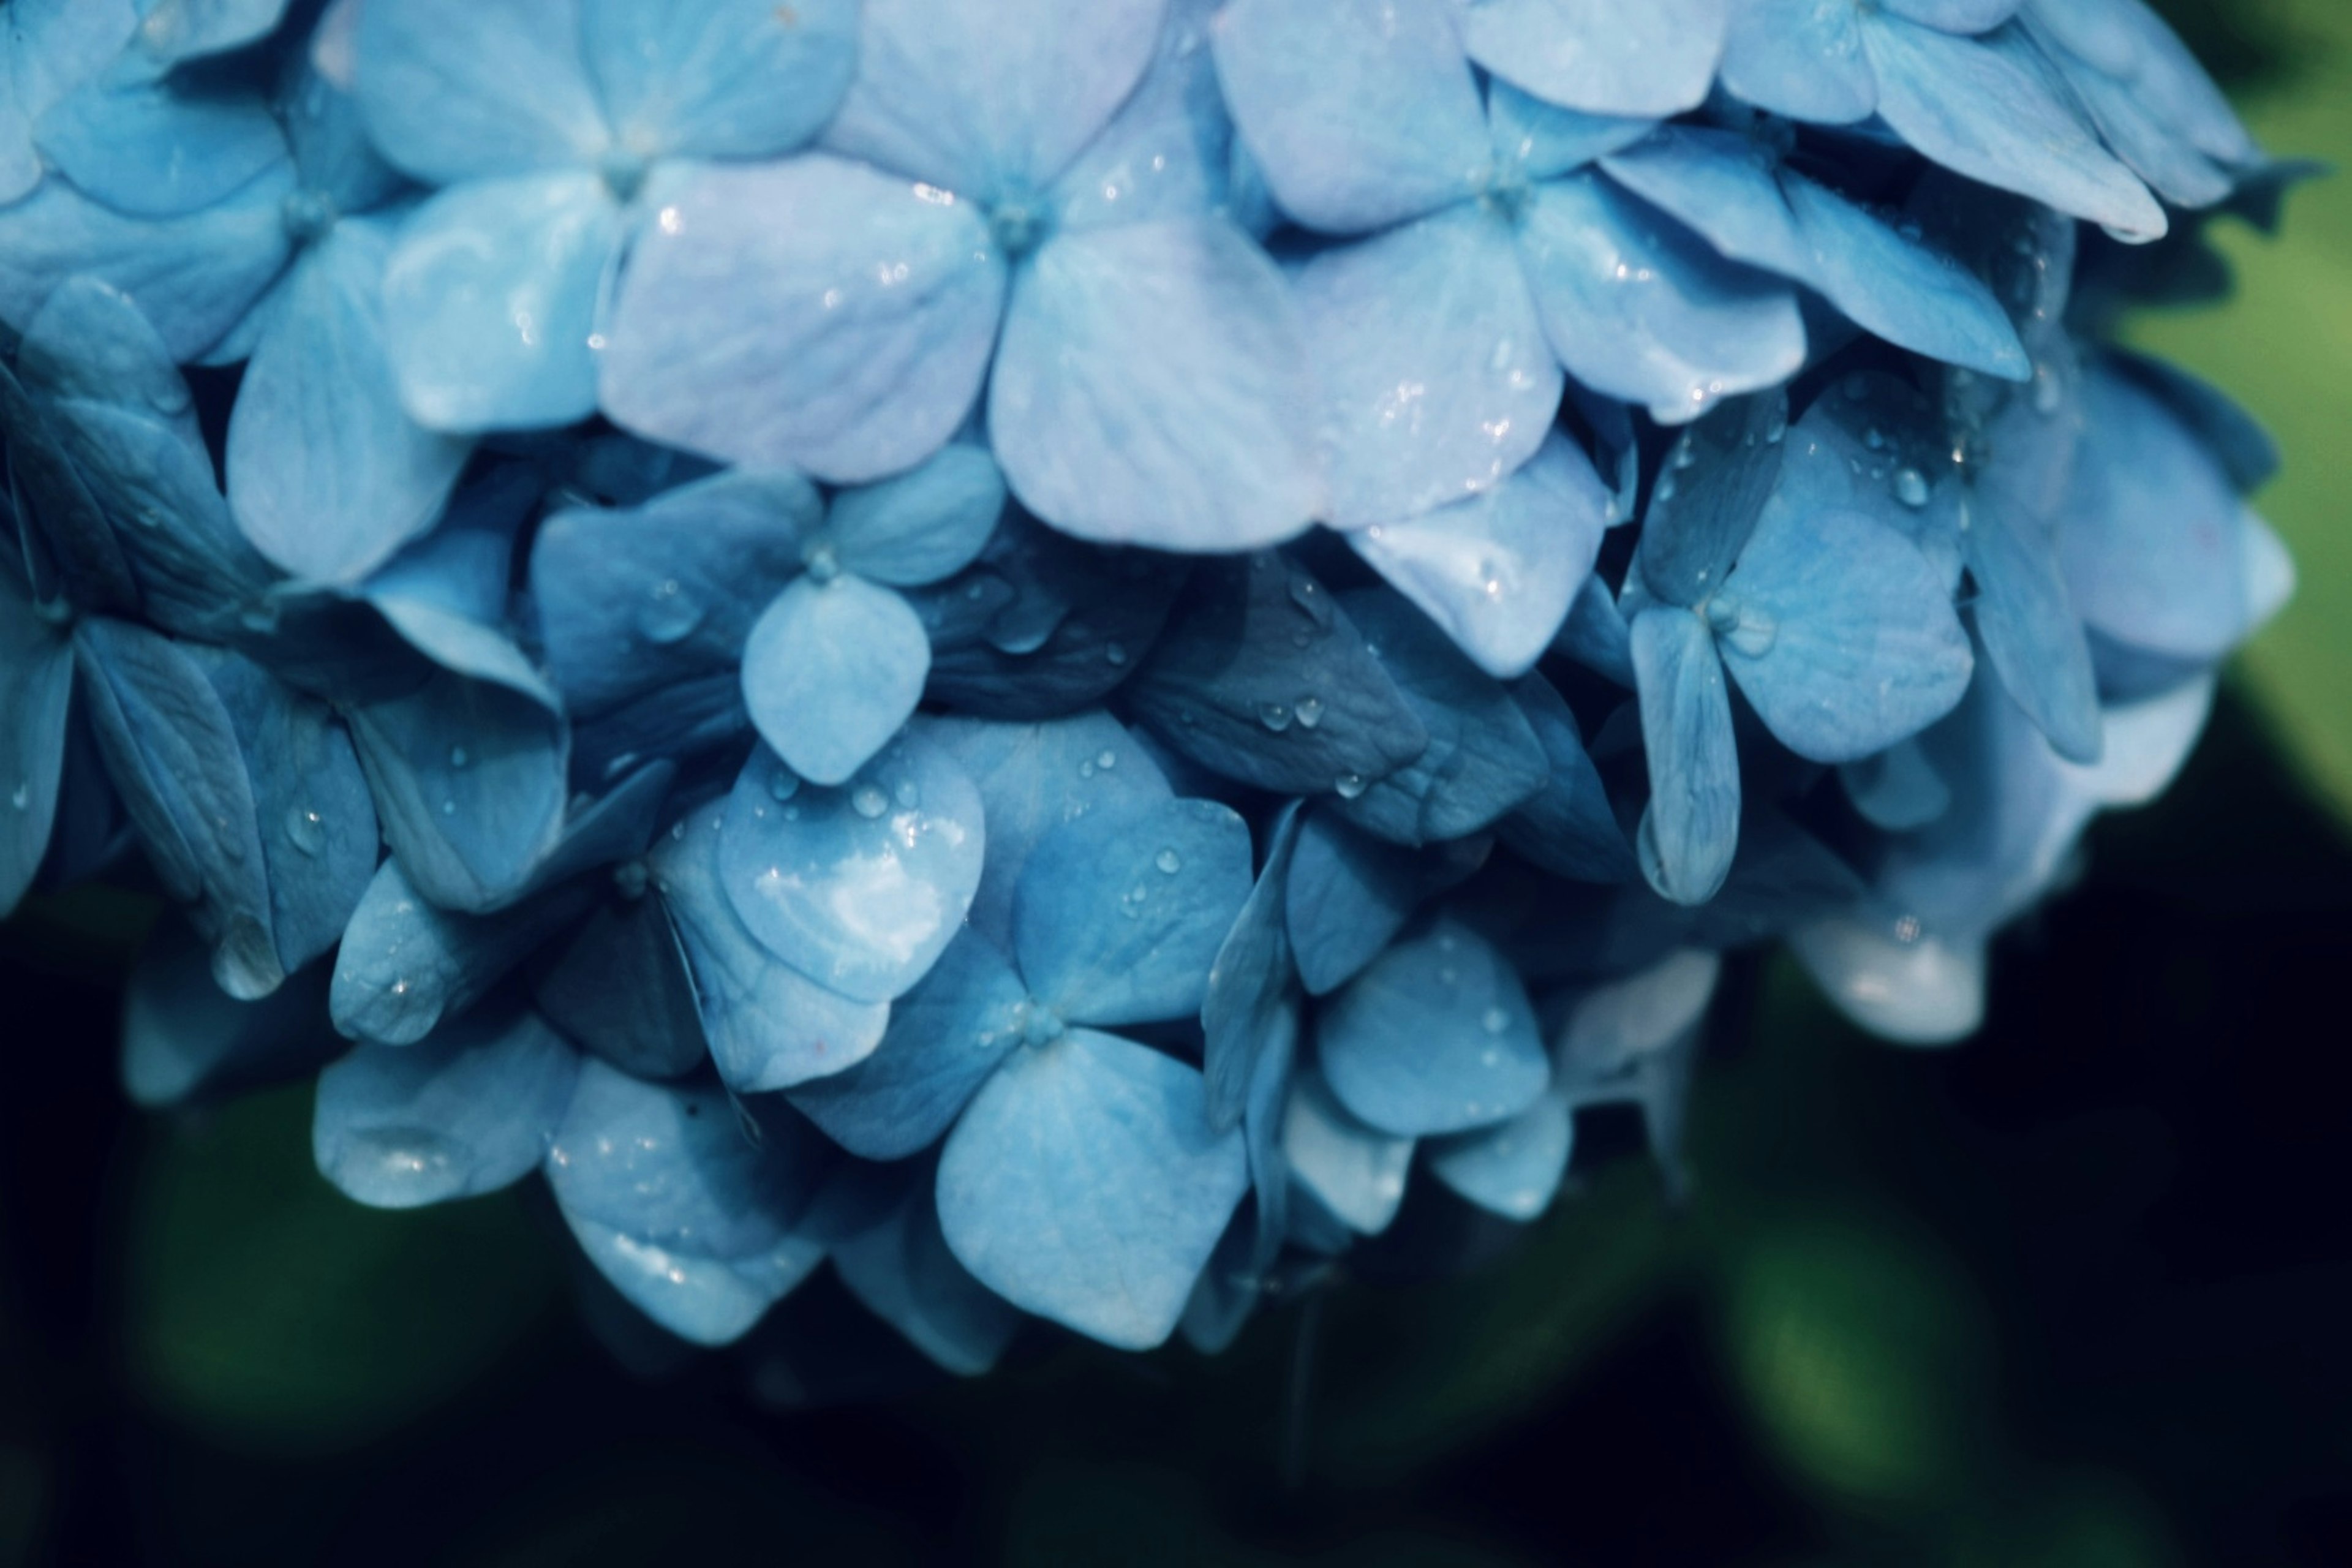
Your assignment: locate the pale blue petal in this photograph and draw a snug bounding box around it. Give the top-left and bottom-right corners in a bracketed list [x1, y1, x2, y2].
[1782, 172, 2029, 378]
[353, 0, 608, 184]
[2108, 350, 2278, 495]
[0, 344, 145, 615]
[1202, 803, 1302, 1131]
[534, 894, 708, 1080]
[122, 921, 340, 1107]
[742, 575, 930, 788]
[1293, 206, 1562, 527]
[331, 859, 595, 1047]
[1349, 432, 1610, 680]
[1558, 948, 1719, 1078]
[936, 1027, 1247, 1350]
[1554, 573, 1635, 685]
[1789, 916, 1986, 1046]
[1863, 17, 2165, 241]
[651, 802, 891, 1093]
[36, 75, 288, 218]
[0, 566, 73, 914]
[785, 927, 1025, 1158]
[1840, 736, 1954, 832]
[228, 222, 472, 583]
[1210, 0, 1486, 235]
[1284, 806, 1421, 997]
[1597, 126, 1811, 281]
[1629, 606, 1738, 907]
[720, 736, 984, 1004]
[1124, 556, 1429, 796]
[828, 1161, 1023, 1376]
[381, 172, 621, 432]
[315, 1010, 580, 1208]
[1282, 1065, 1412, 1235]
[1330, 590, 1550, 846]
[279, 51, 406, 216]
[1425, 1091, 1570, 1220]
[1486, 82, 1655, 180]
[827, 444, 1006, 589]
[1460, 0, 1725, 118]
[580, 0, 854, 161]
[1499, 672, 1637, 882]
[1014, 796, 1254, 1028]
[1961, 473, 2103, 764]
[1719, 0, 1875, 123]
[1885, 0, 2021, 27]
[532, 467, 821, 715]
[990, 219, 1321, 551]
[1719, 505, 1974, 763]
[1634, 391, 1786, 608]
[1317, 916, 1547, 1137]
[547, 1060, 834, 1346]
[601, 156, 1006, 483]
[1517, 173, 1805, 424]
[1049, 0, 1229, 232]
[822, 0, 1163, 198]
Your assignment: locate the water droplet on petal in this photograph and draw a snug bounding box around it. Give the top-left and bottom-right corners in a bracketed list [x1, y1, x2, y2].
[284, 805, 325, 856]
[851, 785, 889, 820]
[1333, 772, 1368, 799]
[1480, 1006, 1509, 1035]
[1894, 467, 1930, 508]
[7, 783, 27, 812]
[767, 769, 801, 802]
[448, 745, 470, 769]
[1155, 849, 1182, 874]
[440, 799, 458, 816]
[1104, 641, 1129, 666]
[638, 578, 703, 644]
[1257, 701, 1292, 732]
[1294, 696, 1324, 729]
[1096, 749, 1117, 770]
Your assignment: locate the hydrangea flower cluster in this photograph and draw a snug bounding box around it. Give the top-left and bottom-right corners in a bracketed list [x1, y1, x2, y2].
[0, 0, 2297, 1368]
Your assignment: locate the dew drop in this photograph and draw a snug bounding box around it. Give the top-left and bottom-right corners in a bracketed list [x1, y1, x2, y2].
[284, 805, 326, 856]
[440, 799, 458, 816]
[767, 769, 801, 802]
[1078, 760, 1096, 780]
[894, 779, 921, 809]
[1104, 641, 1129, 666]
[1480, 1006, 1509, 1035]
[7, 783, 26, 812]
[638, 578, 703, 644]
[1294, 696, 1324, 729]
[1155, 849, 1183, 874]
[1894, 467, 1929, 508]
[1257, 701, 1292, 732]
[1095, 748, 1118, 770]
[1332, 772, 1367, 799]
[448, 745, 470, 770]
[851, 785, 889, 819]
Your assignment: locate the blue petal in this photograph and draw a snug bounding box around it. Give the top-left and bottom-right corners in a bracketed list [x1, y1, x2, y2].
[1719, 504, 1974, 763]
[1840, 736, 1954, 832]
[331, 859, 595, 1047]
[1883, 0, 2021, 27]
[785, 927, 1026, 1158]
[827, 443, 1006, 589]
[601, 156, 1006, 482]
[579, 0, 855, 161]
[1961, 462, 2103, 766]
[1789, 916, 1986, 1046]
[1124, 556, 1429, 796]
[1516, 173, 1805, 424]
[0, 565, 74, 914]
[742, 575, 930, 788]
[122, 919, 339, 1108]
[1558, 947, 1719, 1081]
[720, 735, 985, 1004]
[936, 1026, 1247, 1350]
[1634, 391, 1786, 609]
[1202, 803, 1302, 1131]
[1048, 0, 1230, 232]
[1719, 0, 1875, 123]
[380, 172, 622, 432]
[1284, 806, 1422, 997]
[134, 0, 296, 67]
[353, 0, 608, 185]
[1348, 432, 1610, 680]
[826, 1159, 1023, 1376]
[1863, 17, 2165, 241]
[0, 158, 295, 360]
[1499, 672, 1638, 882]
[1554, 573, 1635, 685]
[534, 893, 709, 1080]
[1596, 126, 1812, 280]
[1209, 0, 1487, 235]
[279, 50, 407, 216]
[532, 467, 821, 715]
[822, 0, 1163, 198]
[1330, 589, 1550, 846]
[1316, 916, 1548, 1137]
[1460, 0, 1726, 118]
[1486, 82, 1656, 180]
[650, 802, 891, 1093]
[1014, 795, 1254, 1028]
[36, 74, 288, 218]
[315, 1009, 581, 1208]
[990, 219, 1321, 551]
[2108, 350, 2277, 495]
[546, 1060, 834, 1346]
[1292, 206, 1562, 527]
[1629, 606, 1738, 906]
[1282, 1065, 1413, 1235]
[927, 712, 1170, 949]
[227, 221, 472, 582]
[1425, 1091, 1570, 1221]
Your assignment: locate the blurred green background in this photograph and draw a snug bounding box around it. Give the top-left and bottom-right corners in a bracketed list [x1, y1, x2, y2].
[6, 2, 2352, 1563]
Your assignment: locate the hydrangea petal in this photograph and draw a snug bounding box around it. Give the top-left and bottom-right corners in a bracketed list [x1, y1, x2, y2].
[331, 859, 595, 1047]
[123, 921, 341, 1107]
[1047, 0, 1228, 233]
[601, 156, 1006, 483]
[1636, 391, 1787, 608]
[36, 75, 288, 218]
[990, 219, 1320, 551]
[1499, 673, 1637, 882]
[1486, 83, 1656, 181]
[936, 1027, 1247, 1351]
[1317, 916, 1547, 1137]
[1841, 737, 1954, 832]
[1282, 1066, 1413, 1235]
[1209, 0, 1487, 235]
[280, 50, 405, 215]
[227, 221, 472, 583]
[1426, 1091, 1571, 1220]
[1789, 915, 1986, 1046]
[381, 171, 620, 432]
[1284, 807, 1422, 998]
[1961, 477, 2103, 765]
[720, 736, 984, 1005]
[314, 1010, 580, 1208]
[1460, 0, 1725, 119]
[1014, 795, 1254, 1028]
[534, 894, 709, 1080]
[547, 1061, 833, 1346]
[353, 0, 609, 185]
[1349, 432, 1610, 680]
[651, 802, 891, 1093]
[828, 445, 1006, 589]
[785, 928, 1027, 1159]
[1517, 173, 1805, 424]
[1718, 0, 1875, 123]
[1293, 206, 1562, 527]
[579, 0, 855, 161]
[0, 566, 74, 914]
[828, 1161, 1024, 1376]
[742, 574, 930, 788]
[1629, 606, 1738, 907]
[1202, 803, 1301, 1131]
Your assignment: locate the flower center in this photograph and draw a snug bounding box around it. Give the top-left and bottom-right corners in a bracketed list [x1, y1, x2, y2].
[600, 146, 651, 203]
[1472, 161, 1532, 224]
[989, 199, 1052, 261]
[1018, 999, 1066, 1049]
[802, 537, 842, 583]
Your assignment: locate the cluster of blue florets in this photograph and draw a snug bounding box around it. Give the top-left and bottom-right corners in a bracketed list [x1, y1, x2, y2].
[0, 0, 2295, 1369]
